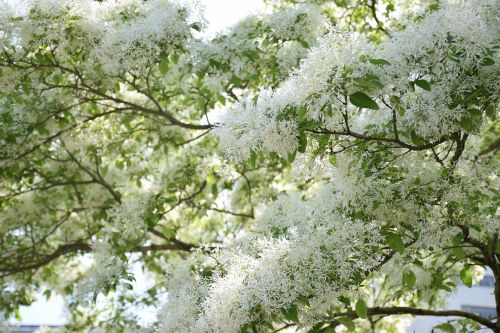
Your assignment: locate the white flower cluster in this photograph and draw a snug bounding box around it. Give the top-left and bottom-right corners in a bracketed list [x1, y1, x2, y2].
[157, 258, 209, 333]
[93, 0, 196, 74]
[158, 187, 383, 332]
[190, 4, 326, 95]
[0, 0, 100, 60]
[214, 30, 356, 162]
[278, 30, 358, 119]
[76, 241, 127, 303]
[450, 157, 500, 240]
[363, 0, 500, 138]
[0, 0, 196, 73]
[77, 194, 151, 301]
[107, 195, 151, 242]
[190, 15, 261, 81]
[201, 155, 238, 180]
[265, 5, 324, 44]
[215, 0, 500, 161]
[214, 90, 298, 162]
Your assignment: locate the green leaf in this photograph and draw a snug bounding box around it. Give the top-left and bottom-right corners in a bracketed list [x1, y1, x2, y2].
[329, 155, 337, 166]
[164, 196, 177, 205]
[159, 57, 169, 75]
[451, 231, 463, 245]
[402, 270, 416, 288]
[248, 151, 257, 168]
[355, 299, 368, 319]
[386, 234, 405, 254]
[281, 304, 299, 323]
[230, 75, 241, 86]
[297, 295, 310, 307]
[460, 267, 472, 288]
[467, 108, 482, 117]
[314, 134, 330, 157]
[209, 58, 222, 69]
[297, 105, 308, 121]
[459, 108, 482, 133]
[485, 105, 496, 119]
[338, 295, 350, 306]
[243, 50, 260, 61]
[115, 160, 124, 170]
[299, 119, 322, 129]
[389, 95, 405, 116]
[206, 173, 217, 184]
[14, 308, 21, 321]
[43, 289, 52, 300]
[480, 57, 495, 66]
[299, 39, 310, 49]
[459, 117, 473, 132]
[353, 78, 384, 89]
[298, 131, 307, 153]
[190, 22, 203, 32]
[452, 246, 466, 259]
[307, 323, 325, 333]
[217, 95, 226, 105]
[409, 130, 425, 146]
[35, 124, 49, 136]
[170, 52, 179, 64]
[368, 58, 391, 66]
[337, 317, 355, 331]
[349, 92, 379, 110]
[415, 79, 431, 91]
[435, 323, 456, 333]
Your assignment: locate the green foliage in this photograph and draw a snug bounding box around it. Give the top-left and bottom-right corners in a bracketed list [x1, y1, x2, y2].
[354, 299, 367, 319]
[402, 269, 416, 288]
[414, 79, 431, 91]
[435, 322, 456, 333]
[349, 91, 380, 110]
[386, 234, 405, 254]
[459, 108, 483, 133]
[0, 0, 498, 332]
[281, 304, 299, 322]
[459, 267, 472, 288]
[337, 317, 355, 331]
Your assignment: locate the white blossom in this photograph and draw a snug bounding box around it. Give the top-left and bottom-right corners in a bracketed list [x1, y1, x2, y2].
[159, 185, 383, 332]
[215, 0, 500, 160]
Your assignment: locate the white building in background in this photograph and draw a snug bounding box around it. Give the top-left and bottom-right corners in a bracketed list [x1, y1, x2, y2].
[407, 270, 496, 332]
[0, 325, 59, 333]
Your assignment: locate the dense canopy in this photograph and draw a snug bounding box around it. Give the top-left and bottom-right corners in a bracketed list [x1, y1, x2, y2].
[0, 0, 499, 332]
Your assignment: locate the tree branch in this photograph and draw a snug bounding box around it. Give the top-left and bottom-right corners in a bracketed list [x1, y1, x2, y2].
[307, 128, 448, 152]
[368, 0, 389, 34]
[479, 136, 500, 157]
[321, 306, 496, 331]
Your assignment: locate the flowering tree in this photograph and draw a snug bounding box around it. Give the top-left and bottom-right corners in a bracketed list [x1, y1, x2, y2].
[0, 0, 499, 332]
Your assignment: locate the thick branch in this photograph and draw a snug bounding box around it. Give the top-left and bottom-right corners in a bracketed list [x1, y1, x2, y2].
[479, 136, 500, 157]
[307, 128, 448, 152]
[0, 241, 91, 278]
[0, 236, 203, 278]
[321, 306, 496, 331]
